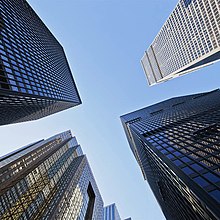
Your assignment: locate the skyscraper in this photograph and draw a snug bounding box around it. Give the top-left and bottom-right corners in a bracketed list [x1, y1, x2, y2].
[141, 0, 220, 86]
[104, 203, 121, 220]
[121, 89, 220, 219]
[0, 131, 103, 219]
[0, 0, 81, 125]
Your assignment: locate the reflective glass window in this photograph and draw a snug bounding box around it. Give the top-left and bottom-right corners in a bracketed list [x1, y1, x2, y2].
[204, 173, 220, 183]
[191, 163, 203, 171]
[173, 159, 182, 166]
[182, 167, 194, 175]
[194, 176, 209, 187]
[174, 151, 182, 156]
[181, 157, 191, 163]
[161, 149, 168, 154]
[209, 190, 220, 203]
[167, 154, 174, 159]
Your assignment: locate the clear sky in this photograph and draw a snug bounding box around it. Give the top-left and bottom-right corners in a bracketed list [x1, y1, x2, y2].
[0, 0, 220, 219]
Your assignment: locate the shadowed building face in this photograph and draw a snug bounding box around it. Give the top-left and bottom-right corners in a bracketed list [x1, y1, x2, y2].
[0, 0, 81, 125]
[121, 89, 220, 219]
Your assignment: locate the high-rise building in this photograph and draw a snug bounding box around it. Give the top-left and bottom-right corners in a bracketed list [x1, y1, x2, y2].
[121, 89, 220, 219]
[0, 0, 81, 125]
[104, 203, 121, 220]
[0, 131, 103, 219]
[141, 0, 220, 86]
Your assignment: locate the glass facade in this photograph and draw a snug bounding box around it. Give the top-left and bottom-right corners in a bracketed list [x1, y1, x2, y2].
[0, 131, 103, 220]
[141, 0, 220, 85]
[0, 0, 81, 125]
[104, 203, 121, 220]
[121, 89, 220, 219]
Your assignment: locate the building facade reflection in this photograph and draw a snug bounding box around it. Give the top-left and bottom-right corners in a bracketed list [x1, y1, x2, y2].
[0, 131, 103, 219]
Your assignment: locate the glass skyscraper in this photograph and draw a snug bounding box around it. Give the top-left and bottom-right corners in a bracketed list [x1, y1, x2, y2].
[141, 0, 220, 86]
[0, 0, 81, 125]
[104, 203, 121, 220]
[0, 131, 103, 219]
[121, 89, 220, 219]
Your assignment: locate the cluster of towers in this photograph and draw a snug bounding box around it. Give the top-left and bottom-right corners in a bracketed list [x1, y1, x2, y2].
[122, 0, 220, 219]
[0, 0, 219, 219]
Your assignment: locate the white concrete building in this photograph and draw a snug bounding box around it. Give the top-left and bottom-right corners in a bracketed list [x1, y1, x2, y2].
[141, 0, 220, 85]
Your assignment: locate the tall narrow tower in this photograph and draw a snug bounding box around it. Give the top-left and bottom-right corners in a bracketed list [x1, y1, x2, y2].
[104, 203, 121, 220]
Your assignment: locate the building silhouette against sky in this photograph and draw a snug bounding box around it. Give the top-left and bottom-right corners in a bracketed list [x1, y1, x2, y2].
[0, 131, 103, 219]
[0, 0, 81, 125]
[141, 0, 220, 86]
[104, 203, 121, 220]
[121, 89, 220, 219]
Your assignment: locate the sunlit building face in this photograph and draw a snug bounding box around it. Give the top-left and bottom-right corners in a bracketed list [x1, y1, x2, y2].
[0, 131, 103, 220]
[141, 0, 220, 86]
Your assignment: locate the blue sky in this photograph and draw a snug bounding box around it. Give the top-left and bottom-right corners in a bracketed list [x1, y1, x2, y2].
[0, 0, 220, 219]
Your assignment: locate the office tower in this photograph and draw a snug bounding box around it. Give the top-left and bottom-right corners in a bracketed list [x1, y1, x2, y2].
[141, 0, 220, 86]
[104, 203, 121, 220]
[121, 89, 220, 219]
[0, 131, 103, 219]
[0, 0, 81, 125]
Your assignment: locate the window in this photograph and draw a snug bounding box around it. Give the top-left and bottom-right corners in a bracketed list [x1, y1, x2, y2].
[12, 86, 18, 91]
[166, 146, 174, 151]
[9, 80, 16, 85]
[182, 167, 194, 175]
[191, 163, 203, 171]
[181, 157, 191, 163]
[194, 176, 209, 187]
[156, 146, 162, 150]
[173, 159, 182, 166]
[167, 154, 174, 159]
[161, 149, 168, 154]
[204, 173, 220, 183]
[174, 151, 182, 157]
[209, 190, 220, 203]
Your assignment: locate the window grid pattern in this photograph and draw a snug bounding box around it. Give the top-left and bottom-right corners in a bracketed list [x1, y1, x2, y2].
[51, 162, 103, 220]
[141, 0, 220, 85]
[0, 0, 79, 102]
[121, 89, 220, 219]
[0, 92, 77, 125]
[137, 136, 216, 219]
[0, 140, 74, 219]
[0, 0, 81, 126]
[0, 131, 103, 220]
